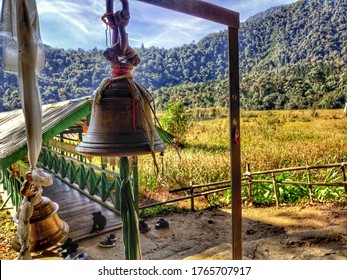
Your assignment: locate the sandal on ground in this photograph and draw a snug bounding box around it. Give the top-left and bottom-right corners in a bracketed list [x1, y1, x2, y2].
[155, 218, 169, 229]
[139, 221, 151, 233]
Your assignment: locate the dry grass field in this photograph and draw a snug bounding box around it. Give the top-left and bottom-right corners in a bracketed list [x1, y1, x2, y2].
[138, 109, 347, 205]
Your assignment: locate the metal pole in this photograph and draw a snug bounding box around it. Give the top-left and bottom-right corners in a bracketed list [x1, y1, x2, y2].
[228, 26, 242, 260]
[137, 0, 239, 28]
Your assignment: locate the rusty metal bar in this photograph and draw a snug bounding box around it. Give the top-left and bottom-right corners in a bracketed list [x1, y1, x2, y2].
[169, 178, 248, 193]
[137, 0, 240, 28]
[192, 179, 231, 188]
[250, 163, 347, 175]
[228, 26, 242, 260]
[251, 179, 346, 187]
[169, 180, 249, 194]
[140, 185, 237, 210]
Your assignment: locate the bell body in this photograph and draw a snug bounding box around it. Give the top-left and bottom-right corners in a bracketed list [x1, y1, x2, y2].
[76, 79, 166, 157]
[12, 196, 69, 252]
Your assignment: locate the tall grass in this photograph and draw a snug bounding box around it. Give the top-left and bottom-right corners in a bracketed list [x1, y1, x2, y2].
[138, 109, 347, 204]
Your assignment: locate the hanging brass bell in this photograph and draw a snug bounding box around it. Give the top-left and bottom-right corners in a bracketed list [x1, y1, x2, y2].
[75, 78, 166, 157]
[12, 196, 69, 252]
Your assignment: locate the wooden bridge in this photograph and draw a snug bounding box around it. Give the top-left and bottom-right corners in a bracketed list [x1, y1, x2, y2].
[0, 98, 125, 243]
[43, 173, 122, 242]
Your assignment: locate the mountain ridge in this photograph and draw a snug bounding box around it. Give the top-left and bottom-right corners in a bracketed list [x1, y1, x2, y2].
[0, 0, 346, 111]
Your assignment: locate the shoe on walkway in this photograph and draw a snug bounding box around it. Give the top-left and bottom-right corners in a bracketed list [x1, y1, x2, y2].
[139, 221, 151, 233]
[60, 241, 79, 258]
[56, 237, 72, 252]
[99, 236, 116, 247]
[155, 218, 169, 229]
[107, 233, 117, 242]
[72, 252, 88, 260]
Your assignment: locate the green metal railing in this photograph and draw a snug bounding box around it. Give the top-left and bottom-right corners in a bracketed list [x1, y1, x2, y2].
[41, 147, 134, 212]
[0, 167, 22, 211]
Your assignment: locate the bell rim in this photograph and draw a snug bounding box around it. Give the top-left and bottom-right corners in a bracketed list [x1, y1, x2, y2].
[75, 144, 166, 157]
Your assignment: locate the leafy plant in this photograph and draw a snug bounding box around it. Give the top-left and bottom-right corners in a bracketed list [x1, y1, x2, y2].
[278, 185, 309, 204]
[206, 193, 220, 207]
[139, 205, 182, 218]
[252, 180, 276, 206]
[313, 187, 345, 202]
[160, 101, 190, 143]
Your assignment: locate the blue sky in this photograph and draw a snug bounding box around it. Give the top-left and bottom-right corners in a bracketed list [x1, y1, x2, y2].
[23, 0, 298, 50]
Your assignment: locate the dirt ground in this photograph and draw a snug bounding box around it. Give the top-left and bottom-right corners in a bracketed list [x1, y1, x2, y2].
[66, 202, 347, 260]
[2, 202, 347, 260]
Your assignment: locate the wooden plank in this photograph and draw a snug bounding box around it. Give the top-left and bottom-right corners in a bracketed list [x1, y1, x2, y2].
[43, 174, 121, 242]
[137, 0, 239, 28]
[228, 27, 242, 260]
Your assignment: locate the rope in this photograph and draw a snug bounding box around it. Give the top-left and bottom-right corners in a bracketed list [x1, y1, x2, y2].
[17, 198, 33, 260]
[93, 74, 133, 105]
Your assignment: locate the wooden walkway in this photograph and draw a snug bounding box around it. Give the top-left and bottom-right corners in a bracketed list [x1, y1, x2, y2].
[43, 174, 122, 242]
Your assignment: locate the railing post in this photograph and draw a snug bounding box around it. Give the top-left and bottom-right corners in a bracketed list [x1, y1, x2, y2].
[101, 157, 106, 170]
[60, 132, 64, 155]
[307, 168, 313, 204]
[246, 163, 253, 205]
[272, 172, 279, 208]
[341, 163, 347, 203]
[190, 182, 195, 211]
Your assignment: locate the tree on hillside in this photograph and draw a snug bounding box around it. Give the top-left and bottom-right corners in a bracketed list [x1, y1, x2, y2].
[160, 101, 189, 144]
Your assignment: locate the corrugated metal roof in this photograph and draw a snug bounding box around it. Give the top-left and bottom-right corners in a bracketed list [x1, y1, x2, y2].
[0, 97, 90, 162]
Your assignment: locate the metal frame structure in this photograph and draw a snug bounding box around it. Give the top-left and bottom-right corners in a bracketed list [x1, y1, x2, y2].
[137, 0, 242, 260]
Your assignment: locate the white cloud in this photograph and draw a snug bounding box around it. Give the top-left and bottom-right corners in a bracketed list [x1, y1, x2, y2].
[127, 2, 225, 48]
[3, 0, 298, 50]
[36, 0, 105, 49]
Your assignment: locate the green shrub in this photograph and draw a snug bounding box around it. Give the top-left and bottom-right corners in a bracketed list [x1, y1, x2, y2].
[160, 101, 190, 142]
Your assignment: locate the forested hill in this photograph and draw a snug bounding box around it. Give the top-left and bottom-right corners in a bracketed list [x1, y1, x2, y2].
[240, 0, 347, 72]
[0, 0, 346, 112]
